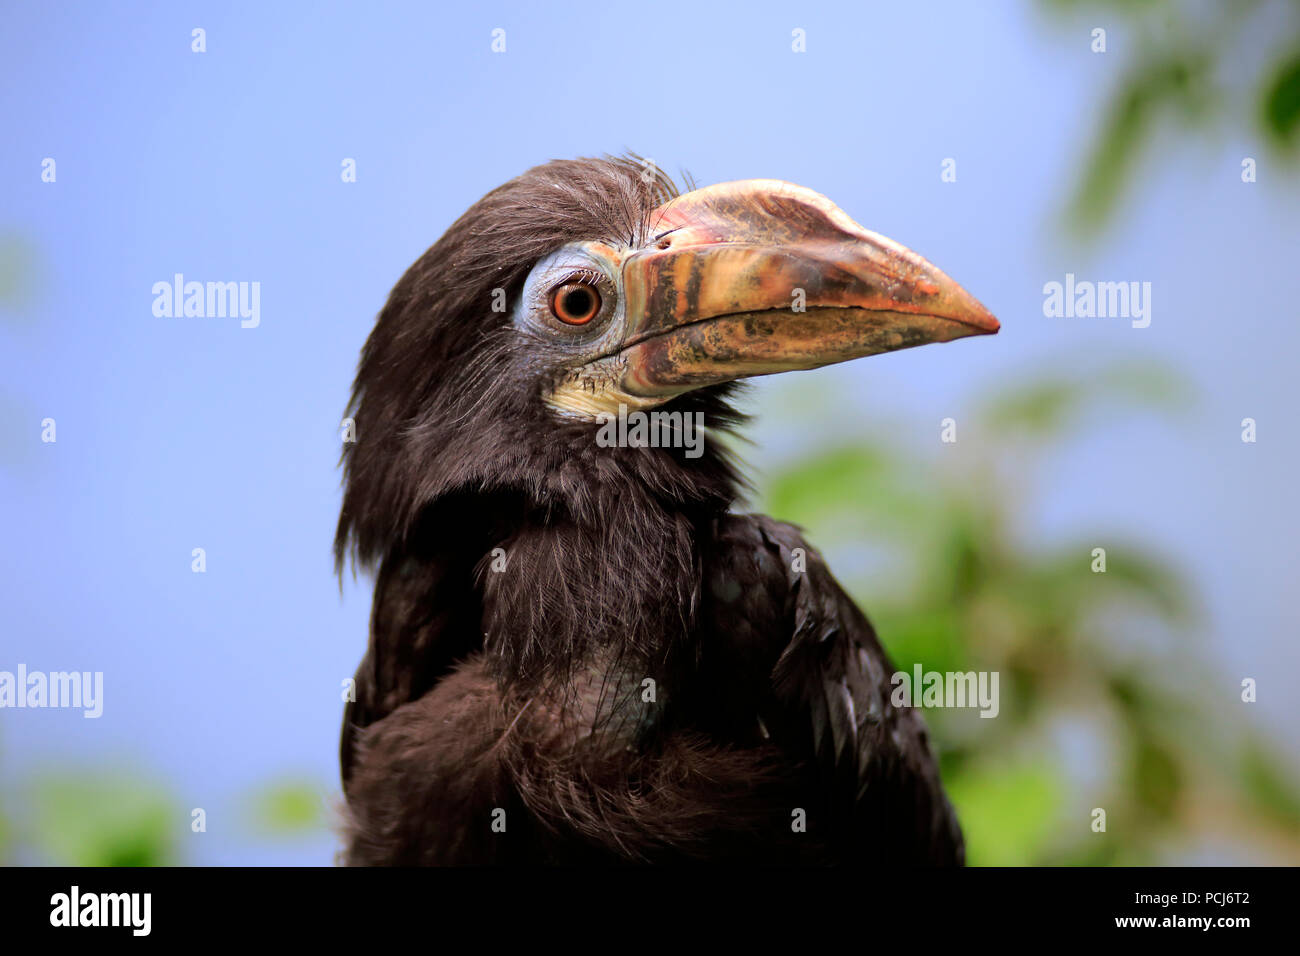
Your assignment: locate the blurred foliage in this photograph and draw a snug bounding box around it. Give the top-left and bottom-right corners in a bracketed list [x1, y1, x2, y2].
[1240, 742, 1300, 830]
[945, 760, 1065, 866]
[0, 234, 39, 320]
[0, 237, 40, 471]
[18, 770, 179, 866]
[1042, 0, 1300, 234]
[759, 362, 1300, 864]
[981, 359, 1192, 435]
[0, 766, 330, 866]
[242, 778, 327, 836]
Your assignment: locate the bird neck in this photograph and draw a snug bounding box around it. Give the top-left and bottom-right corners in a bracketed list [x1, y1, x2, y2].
[479, 458, 728, 695]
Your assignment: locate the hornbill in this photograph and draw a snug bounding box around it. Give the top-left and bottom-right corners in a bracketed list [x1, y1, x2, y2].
[336, 155, 998, 865]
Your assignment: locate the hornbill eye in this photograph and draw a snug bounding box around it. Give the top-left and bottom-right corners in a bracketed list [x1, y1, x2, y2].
[550, 282, 601, 325]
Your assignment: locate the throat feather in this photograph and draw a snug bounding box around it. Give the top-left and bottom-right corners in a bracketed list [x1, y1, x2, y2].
[481, 492, 700, 693]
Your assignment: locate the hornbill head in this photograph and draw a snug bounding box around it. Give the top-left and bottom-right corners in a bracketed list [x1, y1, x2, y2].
[336, 156, 997, 570]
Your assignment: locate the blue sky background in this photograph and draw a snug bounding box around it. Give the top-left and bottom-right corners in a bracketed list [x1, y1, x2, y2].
[3, 1, 1297, 864]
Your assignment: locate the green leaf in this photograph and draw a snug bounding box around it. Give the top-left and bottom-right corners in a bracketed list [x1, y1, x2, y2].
[1068, 53, 1211, 235]
[762, 444, 898, 527]
[1131, 736, 1183, 821]
[243, 779, 327, 836]
[1095, 547, 1193, 623]
[27, 772, 179, 867]
[1262, 49, 1300, 147]
[945, 760, 1065, 866]
[980, 361, 1191, 438]
[873, 604, 970, 675]
[1239, 740, 1300, 832]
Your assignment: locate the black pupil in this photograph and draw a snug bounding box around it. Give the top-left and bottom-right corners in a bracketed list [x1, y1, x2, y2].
[562, 287, 592, 317]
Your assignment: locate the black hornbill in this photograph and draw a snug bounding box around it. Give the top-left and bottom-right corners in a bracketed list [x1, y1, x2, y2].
[336, 156, 998, 865]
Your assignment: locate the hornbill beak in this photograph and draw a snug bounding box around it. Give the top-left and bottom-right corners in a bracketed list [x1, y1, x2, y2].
[613, 180, 999, 402]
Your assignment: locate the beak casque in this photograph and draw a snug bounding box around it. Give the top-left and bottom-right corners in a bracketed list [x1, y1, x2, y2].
[611, 179, 997, 404]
